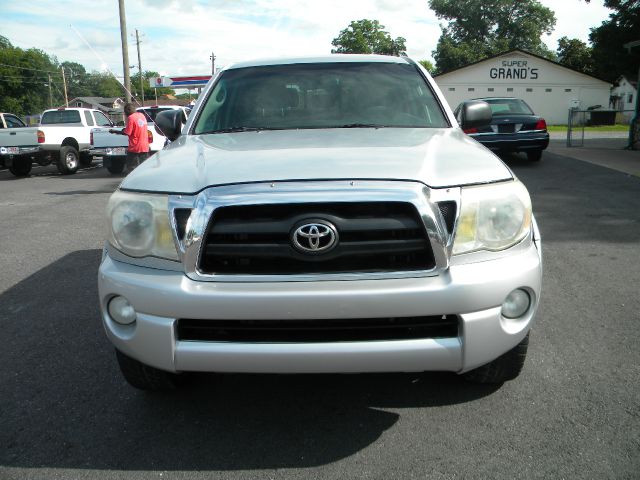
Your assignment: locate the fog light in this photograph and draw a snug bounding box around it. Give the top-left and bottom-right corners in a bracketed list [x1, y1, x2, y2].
[501, 289, 531, 319]
[108, 296, 137, 325]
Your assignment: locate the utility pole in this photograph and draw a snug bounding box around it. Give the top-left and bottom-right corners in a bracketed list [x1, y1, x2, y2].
[118, 0, 132, 103]
[47, 73, 53, 108]
[134, 29, 145, 106]
[210, 52, 216, 75]
[61, 67, 69, 107]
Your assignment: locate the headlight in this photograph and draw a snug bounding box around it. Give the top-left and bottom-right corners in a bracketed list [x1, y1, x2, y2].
[452, 180, 532, 255]
[106, 190, 178, 260]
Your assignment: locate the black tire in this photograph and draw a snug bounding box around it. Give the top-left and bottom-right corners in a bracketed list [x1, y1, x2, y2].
[527, 150, 543, 162]
[463, 332, 529, 384]
[115, 349, 180, 391]
[9, 156, 32, 177]
[79, 151, 93, 166]
[57, 145, 79, 174]
[105, 157, 125, 174]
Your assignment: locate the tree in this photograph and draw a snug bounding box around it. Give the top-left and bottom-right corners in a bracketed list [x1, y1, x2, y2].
[0, 38, 60, 116]
[429, 0, 556, 73]
[589, 0, 640, 82]
[418, 60, 435, 74]
[61, 61, 92, 99]
[556, 37, 594, 74]
[331, 19, 406, 56]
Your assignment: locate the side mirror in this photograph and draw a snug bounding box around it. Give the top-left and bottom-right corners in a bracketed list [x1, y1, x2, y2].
[457, 100, 492, 130]
[155, 109, 186, 142]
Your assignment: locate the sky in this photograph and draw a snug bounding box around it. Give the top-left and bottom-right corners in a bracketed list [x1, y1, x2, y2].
[0, 0, 613, 89]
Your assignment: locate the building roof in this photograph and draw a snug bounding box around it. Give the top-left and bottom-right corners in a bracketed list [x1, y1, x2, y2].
[434, 49, 611, 85]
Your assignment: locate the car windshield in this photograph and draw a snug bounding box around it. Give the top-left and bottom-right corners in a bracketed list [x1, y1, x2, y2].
[193, 62, 448, 134]
[138, 108, 175, 123]
[483, 99, 534, 116]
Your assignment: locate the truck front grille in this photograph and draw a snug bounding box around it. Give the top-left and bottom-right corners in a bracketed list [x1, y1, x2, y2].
[177, 316, 459, 342]
[198, 202, 435, 275]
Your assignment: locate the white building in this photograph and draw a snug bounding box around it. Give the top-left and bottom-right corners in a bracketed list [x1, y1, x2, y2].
[433, 49, 612, 125]
[610, 75, 637, 122]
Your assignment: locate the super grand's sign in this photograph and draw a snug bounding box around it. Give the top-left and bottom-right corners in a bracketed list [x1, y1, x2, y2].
[490, 60, 539, 80]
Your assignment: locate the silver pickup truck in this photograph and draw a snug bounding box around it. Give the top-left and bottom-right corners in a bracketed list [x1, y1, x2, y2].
[98, 55, 542, 390]
[0, 113, 40, 176]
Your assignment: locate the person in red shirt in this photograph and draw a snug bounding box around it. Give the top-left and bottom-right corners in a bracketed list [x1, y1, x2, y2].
[109, 103, 150, 172]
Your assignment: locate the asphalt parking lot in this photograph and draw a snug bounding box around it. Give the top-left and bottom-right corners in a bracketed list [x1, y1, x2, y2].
[1, 151, 639, 479]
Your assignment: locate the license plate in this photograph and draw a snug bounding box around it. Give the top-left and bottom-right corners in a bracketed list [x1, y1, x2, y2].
[0, 146, 19, 155]
[106, 147, 126, 155]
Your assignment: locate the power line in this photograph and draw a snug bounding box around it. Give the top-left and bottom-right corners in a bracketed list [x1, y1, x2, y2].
[0, 62, 60, 74]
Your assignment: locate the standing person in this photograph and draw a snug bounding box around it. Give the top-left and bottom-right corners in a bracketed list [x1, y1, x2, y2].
[109, 103, 149, 173]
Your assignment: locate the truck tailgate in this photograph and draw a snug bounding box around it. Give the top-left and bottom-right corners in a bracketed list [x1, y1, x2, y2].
[0, 127, 39, 148]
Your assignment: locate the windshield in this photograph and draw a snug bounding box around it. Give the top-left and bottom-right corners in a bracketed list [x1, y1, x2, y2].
[193, 62, 448, 134]
[138, 108, 175, 123]
[483, 98, 534, 116]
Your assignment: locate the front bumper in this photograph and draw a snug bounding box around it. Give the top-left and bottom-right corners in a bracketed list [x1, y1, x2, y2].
[98, 237, 542, 375]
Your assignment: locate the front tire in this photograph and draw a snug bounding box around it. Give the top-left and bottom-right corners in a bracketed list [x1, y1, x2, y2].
[57, 145, 79, 174]
[115, 349, 181, 391]
[463, 333, 530, 384]
[9, 157, 32, 177]
[527, 150, 543, 162]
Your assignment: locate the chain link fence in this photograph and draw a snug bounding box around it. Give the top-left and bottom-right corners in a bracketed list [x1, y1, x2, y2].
[566, 108, 636, 149]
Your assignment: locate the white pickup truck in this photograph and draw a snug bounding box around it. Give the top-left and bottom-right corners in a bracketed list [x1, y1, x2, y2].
[0, 113, 41, 176]
[38, 107, 114, 174]
[90, 106, 187, 174]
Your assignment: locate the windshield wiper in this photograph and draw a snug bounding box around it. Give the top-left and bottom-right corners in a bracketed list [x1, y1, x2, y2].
[202, 126, 268, 134]
[333, 123, 388, 129]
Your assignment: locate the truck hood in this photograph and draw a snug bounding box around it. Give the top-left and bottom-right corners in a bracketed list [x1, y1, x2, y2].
[120, 128, 513, 194]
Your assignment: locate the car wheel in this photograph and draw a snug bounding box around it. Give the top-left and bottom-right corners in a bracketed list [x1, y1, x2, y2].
[9, 157, 32, 177]
[527, 150, 543, 162]
[463, 332, 529, 384]
[115, 349, 181, 391]
[105, 157, 126, 174]
[57, 146, 79, 174]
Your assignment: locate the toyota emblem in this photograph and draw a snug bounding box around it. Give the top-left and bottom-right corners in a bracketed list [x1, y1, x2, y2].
[291, 221, 338, 254]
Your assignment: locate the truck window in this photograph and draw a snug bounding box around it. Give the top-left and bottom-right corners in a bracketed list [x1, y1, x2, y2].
[93, 111, 112, 127]
[84, 111, 95, 126]
[41, 110, 82, 124]
[194, 62, 449, 134]
[5, 115, 26, 128]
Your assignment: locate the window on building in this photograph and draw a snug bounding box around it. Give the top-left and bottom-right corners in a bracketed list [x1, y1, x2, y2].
[628, 94, 634, 104]
[448, 87, 455, 91]
[507, 88, 513, 92]
[488, 87, 494, 92]
[526, 88, 533, 92]
[76, 102, 82, 107]
[468, 87, 475, 92]
[546, 88, 552, 92]
[565, 89, 572, 92]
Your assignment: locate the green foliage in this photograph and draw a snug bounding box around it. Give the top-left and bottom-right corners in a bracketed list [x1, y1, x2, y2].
[0, 40, 59, 116]
[331, 19, 407, 56]
[589, 0, 640, 82]
[556, 37, 594, 74]
[0, 36, 176, 116]
[429, 0, 557, 73]
[418, 60, 435, 73]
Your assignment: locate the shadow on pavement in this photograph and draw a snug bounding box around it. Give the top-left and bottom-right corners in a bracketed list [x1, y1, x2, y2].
[501, 151, 640, 244]
[0, 249, 499, 472]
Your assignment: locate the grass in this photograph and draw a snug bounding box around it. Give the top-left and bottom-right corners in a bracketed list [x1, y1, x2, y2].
[547, 124, 630, 132]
